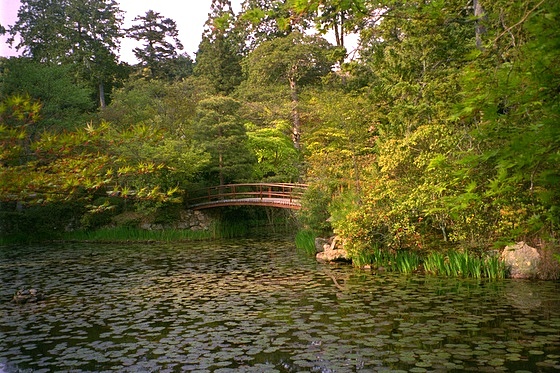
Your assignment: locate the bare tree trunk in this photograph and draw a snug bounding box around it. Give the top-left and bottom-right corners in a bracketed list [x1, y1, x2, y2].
[289, 76, 301, 150]
[99, 79, 106, 108]
[474, 0, 486, 50]
[219, 151, 224, 186]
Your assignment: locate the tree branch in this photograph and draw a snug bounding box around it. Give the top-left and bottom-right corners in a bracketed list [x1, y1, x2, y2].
[492, 0, 546, 45]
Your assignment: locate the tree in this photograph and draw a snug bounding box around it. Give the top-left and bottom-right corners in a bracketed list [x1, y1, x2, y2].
[100, 77, 210, 190]
[246, 120, 300, 182]
[1, 102, 204, 209]
[194, 96, 254, 186]
[241, 32, 337, 149]
[447, 0, 560, 245]
[159, 54, 194, 81]
[292, 0, 366, 50]
[323, 0, 560, 257]
[8, 0, 125, 107]
[101, 77, 203, 139]
[238, 0, 307, 51]
[0, 58, 95, 131]
[326, 0, 477, 253]
[127, 10, 185, 79]
[194, 0, 244, 94]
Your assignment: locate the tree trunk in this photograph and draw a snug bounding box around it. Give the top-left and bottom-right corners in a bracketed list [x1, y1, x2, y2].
[473, 0, 486, 50]
[98, 79, 106, 108]
[289, 76, 301, 150]
[219, 151, 224, 186]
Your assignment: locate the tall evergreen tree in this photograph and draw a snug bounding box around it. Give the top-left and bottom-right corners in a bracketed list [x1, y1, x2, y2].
[193, 0, 243, 94]
[194, 96, 254, 186]
[127, 10, 186, 79]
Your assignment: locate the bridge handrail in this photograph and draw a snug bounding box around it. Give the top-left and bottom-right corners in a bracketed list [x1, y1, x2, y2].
[185, 183, 308, 205]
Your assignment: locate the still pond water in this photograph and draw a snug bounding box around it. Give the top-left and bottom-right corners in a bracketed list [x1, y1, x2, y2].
[0, 238, 559, 372]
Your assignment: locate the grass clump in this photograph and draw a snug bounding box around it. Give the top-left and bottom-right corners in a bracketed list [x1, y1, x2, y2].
[351, 246, 421, 274]
[395, 251, 421, 274]
[211, 220, 248, 239]
[63, 227, 212, 242]
[352, 244, 507, 279]
[295, 230, 317, 255]
[423, 250, 507, 279]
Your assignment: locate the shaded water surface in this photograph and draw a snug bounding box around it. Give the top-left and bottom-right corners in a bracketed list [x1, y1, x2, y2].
[0, 239, 559, 372]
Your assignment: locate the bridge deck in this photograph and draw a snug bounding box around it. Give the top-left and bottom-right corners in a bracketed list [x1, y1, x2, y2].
[189, 197, 301, 210]
[186, 183, 306, 210]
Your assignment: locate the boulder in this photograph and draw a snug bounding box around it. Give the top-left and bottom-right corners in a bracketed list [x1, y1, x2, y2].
[140, 209, 213, 231]
[316, 236, 350, 263]
[501, 242, 541, 279]
[314, 237, 329, 253]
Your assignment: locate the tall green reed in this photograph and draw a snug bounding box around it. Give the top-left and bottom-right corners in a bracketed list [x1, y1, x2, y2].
[352, 246, 421, 273]
[63, 227, 212, 242]
[295, 230, 317, 255]
[211, 220, 248, 239]
[395, 251, 421, 274]
[423, 250, 507, 279]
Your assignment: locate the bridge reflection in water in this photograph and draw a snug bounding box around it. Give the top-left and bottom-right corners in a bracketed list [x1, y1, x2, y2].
[186, 183, 307, 210]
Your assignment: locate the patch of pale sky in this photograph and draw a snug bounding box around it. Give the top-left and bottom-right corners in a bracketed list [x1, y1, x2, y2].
[0, 0, 243, 64]
[0, 0, 356, 64]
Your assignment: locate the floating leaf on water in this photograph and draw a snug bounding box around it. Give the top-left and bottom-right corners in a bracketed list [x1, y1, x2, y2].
[415, 361, 433, 368]
[487, 358, 505, 366]
[506, 353, 522, 361]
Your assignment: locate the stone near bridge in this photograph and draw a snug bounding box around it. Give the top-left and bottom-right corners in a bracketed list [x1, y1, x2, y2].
[316, 236, 350, 263]
[314, 237, 329, 253]
[140, 209, 212, 231]
[501, 241, 541, 279]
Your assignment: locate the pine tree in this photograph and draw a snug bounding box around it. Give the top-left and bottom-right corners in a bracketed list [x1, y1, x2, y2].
[127, 10, 185, 79]
[193, 0, 243, 94]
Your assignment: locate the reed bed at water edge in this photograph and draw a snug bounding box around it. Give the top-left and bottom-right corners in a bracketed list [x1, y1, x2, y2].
[422, 250, 507, 279]
[353, 246, 507, 279]
[62, 227, 212, 242]
[352, 247, 421, 274]
[295, 230, 317, 255]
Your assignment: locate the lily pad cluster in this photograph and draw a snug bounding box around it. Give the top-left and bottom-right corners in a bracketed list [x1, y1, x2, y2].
[0, 240, 559, 372]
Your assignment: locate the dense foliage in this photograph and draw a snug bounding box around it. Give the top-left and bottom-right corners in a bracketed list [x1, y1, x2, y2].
[1, 0, 558, 256]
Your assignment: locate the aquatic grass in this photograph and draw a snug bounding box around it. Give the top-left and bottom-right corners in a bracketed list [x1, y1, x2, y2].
[447, 251, 481, 278]
[0, 233, 42, 246]
[295, 230, 317, 256]
[353, 246, 507, 279]
[395, 251, 421, 274]
[351, 247, 377, 267]
[63, 227, 212, 242]
[423, 252, 445, 275]
[483, 256, 507, 279]
[211, 220, 249, 239]
[352, 246, 420, 273]
[423, 250, 507, 279]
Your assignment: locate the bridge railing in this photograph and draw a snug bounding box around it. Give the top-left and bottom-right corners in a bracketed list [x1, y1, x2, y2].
[185, 183, 307, 208]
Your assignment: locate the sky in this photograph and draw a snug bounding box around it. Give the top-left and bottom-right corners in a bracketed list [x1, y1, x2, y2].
[0, 0, 243, 64]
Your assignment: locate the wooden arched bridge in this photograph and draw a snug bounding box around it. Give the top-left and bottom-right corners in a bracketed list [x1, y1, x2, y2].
[186, 183, 307, 210]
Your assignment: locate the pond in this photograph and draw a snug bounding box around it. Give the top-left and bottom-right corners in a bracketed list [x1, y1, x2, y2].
[0, 238, 559, 372]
